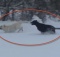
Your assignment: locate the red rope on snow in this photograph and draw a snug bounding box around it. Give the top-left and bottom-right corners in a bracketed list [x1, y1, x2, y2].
[0, 36, 60, 46]
[0, 8, 60, 46]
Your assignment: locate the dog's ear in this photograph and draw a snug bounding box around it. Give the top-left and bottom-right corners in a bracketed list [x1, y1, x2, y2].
[31, 19, 37, 21]
[35, 20, 37, 22]
[31, 20, 38, 24]
[32, 20, 37, 22]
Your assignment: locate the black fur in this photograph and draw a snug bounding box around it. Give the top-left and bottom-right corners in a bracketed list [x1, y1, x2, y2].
[31, 20, 55, 34]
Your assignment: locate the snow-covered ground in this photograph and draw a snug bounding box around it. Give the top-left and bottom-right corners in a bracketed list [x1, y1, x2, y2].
[0, 16, 60, 57]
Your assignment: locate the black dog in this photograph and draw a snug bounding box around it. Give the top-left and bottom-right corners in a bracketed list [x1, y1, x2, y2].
[31, 20, 55, 34]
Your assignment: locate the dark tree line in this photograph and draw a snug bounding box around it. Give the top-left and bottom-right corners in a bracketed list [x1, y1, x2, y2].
[0, 0, 60, 22]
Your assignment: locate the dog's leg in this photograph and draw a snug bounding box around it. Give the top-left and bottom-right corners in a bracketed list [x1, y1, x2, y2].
[17, 27, 23, 32]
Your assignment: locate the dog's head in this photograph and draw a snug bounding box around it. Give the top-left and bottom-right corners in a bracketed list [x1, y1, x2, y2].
[31, 20, 38, 25]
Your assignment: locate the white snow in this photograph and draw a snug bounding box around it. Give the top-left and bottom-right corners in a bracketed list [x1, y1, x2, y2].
[0, 15, 60, 57]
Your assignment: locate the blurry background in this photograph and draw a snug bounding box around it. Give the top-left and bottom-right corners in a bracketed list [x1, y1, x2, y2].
[0, 0, 60, 22]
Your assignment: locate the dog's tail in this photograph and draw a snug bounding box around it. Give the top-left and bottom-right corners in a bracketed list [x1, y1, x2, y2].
[55, 28, 60, 29]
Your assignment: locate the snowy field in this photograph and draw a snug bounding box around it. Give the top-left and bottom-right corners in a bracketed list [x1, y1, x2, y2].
[0, 16, 60, 57]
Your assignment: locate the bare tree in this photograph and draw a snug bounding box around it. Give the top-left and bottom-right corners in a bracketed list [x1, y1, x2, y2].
[2, 0, 13, 21]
